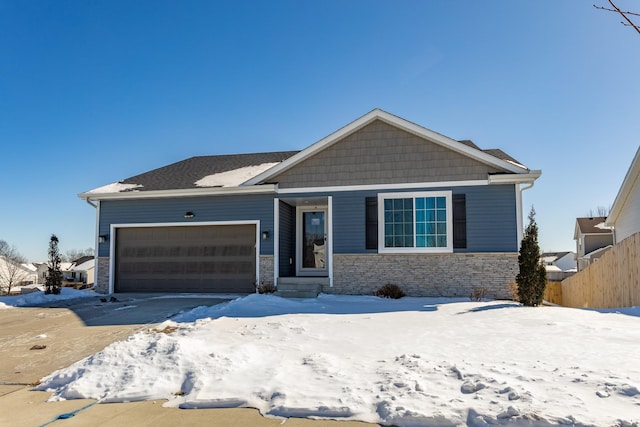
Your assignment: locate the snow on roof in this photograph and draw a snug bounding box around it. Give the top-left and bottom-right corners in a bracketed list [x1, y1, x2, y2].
[195, 162, 279, 188]
[87, 182, 144, 194]
[72, 259, 95, 271]
[544, 265, 562, 272]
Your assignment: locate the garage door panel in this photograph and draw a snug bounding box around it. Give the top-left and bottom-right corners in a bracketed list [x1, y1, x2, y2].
[115, 225, 256, 293]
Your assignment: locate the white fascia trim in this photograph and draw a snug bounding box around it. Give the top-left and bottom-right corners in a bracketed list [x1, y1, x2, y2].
[244, 109, 529, 186]
[278, 179, 488, 195]
[327, 196, 333, 287]
[606, 146, 640, 226]
[488, 170, 541, 184]
[377, 190, 454, 254]
[108, 220, 261, 294]
[79, 184, 276, 201]
[273, 198, 279, 288]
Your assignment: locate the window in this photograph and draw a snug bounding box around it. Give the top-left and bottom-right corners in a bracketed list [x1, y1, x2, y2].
[378, 191, 453, 253]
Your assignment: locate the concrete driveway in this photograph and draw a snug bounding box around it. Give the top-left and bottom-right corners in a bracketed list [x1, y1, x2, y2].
[0, 294, 377, 427]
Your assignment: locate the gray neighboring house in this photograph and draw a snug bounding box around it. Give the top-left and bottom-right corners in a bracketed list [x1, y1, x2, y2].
[79, 109, 541, 298]
[574, 217, 614, 271]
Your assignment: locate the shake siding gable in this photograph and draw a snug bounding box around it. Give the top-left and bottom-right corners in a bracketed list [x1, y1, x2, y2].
[98, 195, 275, 257]
[269, 120, 505, 188]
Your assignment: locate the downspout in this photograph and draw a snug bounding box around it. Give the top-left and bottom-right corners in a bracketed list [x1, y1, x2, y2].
[84, 197, 99, 291]
[517, 180, 536, 249]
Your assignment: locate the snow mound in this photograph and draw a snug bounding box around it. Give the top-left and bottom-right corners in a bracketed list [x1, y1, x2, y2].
[36, 295, 640, 426]
[0, 288, 97, 307]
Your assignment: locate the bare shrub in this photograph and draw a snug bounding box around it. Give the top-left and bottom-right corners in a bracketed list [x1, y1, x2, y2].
[508, 282, 519, 302]
[373, 283, 406, 299]
[258, 282, 276, 294]
[469, 286, 487, 301]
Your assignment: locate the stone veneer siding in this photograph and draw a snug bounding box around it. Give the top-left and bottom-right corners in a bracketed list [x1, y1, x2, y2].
[328, 253, 518, 299]
[94, 255, 273, 294]
[259, 255, 274, 288]
[95, 256, 110, 294]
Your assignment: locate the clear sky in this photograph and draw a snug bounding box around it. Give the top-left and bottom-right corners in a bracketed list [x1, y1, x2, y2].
[1, 1, 639, 262]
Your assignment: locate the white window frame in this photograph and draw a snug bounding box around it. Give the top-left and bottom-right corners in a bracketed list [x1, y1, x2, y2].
[377, 191, 453, 254]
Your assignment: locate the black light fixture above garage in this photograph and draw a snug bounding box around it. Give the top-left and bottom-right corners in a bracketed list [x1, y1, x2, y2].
[262, 230, 269, 240]
[184, 211, 195, 219]
[98, 234, 108, 243]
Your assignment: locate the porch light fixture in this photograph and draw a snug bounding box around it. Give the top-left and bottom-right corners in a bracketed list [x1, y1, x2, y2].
[98, 235, 108, 243]
[184, 211, 195, 219]
[262, 230, 269, 240]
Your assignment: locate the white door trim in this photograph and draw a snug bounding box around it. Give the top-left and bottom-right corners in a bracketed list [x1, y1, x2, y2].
[295, 206, 329, 277]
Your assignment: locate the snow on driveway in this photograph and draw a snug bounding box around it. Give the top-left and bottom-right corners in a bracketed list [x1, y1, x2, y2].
[36, 294, 640, 426]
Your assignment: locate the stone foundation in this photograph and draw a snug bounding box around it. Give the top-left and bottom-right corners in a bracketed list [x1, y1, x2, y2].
[328, 253, 518, 299]
[95, 257, 110, 294]
[259, 255, 274, 288]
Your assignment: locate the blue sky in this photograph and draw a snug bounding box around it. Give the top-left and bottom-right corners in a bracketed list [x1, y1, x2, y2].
[1, 1, 639, 262]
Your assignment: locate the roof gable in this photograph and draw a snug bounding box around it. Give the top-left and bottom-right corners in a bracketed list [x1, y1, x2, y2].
[244, 109, 531, 186]
[575, 217, 612, 236]
[606, 146, 640, 225]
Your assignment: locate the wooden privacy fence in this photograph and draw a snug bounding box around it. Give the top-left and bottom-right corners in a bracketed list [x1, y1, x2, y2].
[561, 232, 640, 308]
[543, 281, 563, 305]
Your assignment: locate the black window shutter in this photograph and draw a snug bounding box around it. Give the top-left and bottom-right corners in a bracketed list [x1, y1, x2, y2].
[365, 197, 378, 250]
[453, 194, 467, 249]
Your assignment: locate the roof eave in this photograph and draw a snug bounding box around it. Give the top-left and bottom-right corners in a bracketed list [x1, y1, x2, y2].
[79, 184, 277, 201]
[488, 170, 541, 184]
[243, 109, 530, 186]
[606, 146, 640, 226]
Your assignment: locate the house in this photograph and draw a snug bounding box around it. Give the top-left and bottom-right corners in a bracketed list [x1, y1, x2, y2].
[0, 256, 37, 294]
[32, 262, 48, 285]
[79, 109, 541, 298]
[574, 217, 613, 271]
[69, 256, 95, 285]
[605, 146, 640, 243]
[541, 251, 576, 281]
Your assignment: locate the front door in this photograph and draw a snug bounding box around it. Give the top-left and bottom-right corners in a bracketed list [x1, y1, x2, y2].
[296, 208, 328, 276]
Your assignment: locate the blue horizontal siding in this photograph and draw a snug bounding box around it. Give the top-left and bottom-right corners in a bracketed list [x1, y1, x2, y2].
[284, 184, 518, 254]
[98, 194, 274, 257]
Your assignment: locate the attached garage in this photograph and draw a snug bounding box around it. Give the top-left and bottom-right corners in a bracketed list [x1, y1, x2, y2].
[114, 223, 258, 293]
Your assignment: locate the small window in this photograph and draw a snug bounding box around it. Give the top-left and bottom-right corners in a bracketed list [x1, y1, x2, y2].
[378, 191, 453, 253]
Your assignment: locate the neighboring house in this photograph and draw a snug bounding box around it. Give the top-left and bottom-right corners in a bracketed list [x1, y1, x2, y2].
[70, 257, 95, 285]
[79, 109, 541, 298]
[61, 256, 95, 284]
[541, 251, 576, 281]
[574, 217, 614, 271]
[32, 262, 48, 285]
[0, 256, 37, 294]
[605, 146, 640, 243]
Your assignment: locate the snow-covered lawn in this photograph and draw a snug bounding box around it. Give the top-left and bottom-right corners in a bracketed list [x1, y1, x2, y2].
[36, 294, 640, 426]
[0, 287, 96, 309]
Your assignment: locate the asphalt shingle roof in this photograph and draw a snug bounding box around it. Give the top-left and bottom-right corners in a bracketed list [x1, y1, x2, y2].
[576, 217, 612, 234]
[120, 151, 300, 191]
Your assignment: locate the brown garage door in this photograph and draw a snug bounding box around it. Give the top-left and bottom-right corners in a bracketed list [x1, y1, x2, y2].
[115, 224, 256, 293]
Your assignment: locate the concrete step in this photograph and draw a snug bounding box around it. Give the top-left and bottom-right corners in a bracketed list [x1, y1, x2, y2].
[277, 282, 323, 292]
[274, 289, 320, 299]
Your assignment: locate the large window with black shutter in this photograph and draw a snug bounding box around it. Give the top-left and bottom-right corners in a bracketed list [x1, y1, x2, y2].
[377, 191, 453, 253]
[367, 192, 467, 252]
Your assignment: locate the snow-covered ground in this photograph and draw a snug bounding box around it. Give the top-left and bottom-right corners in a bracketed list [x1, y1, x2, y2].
[36, 294, 640, 426]
[0, 287, 96, 309]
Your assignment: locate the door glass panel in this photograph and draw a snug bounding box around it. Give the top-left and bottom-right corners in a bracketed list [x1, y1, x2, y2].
[302, 211, 325, 269]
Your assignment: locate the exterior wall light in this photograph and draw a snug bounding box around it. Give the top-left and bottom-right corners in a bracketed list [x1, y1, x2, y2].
[262, 231, 269, 240]
[98, 235, 108, 243]
[184, 212, 195, 219]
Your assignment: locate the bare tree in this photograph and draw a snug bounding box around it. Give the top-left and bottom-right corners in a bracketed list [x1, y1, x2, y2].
[63, 247, 95, 263]
[587, 205, 611, 217]
[594, 0, 640, 36]
[0, 242, 30, 295]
